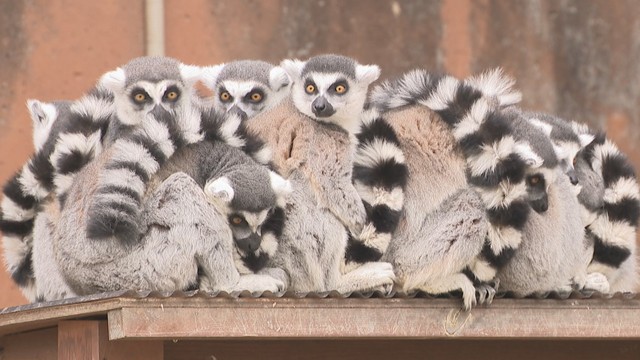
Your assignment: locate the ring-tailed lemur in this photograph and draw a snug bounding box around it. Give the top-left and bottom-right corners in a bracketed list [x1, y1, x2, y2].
[51, 140, 290, 295]
[1, 90, 113, 301]
[246, 54, 398, 293]
[492, 108, 592, 296]
[369, 69, 536, 309]
[202, 60, 292, 119]
[83, 56, 206, 244]
[522, 113, 639, 292]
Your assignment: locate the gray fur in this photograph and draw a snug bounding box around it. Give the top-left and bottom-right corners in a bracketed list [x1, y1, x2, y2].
[301, 54, 356, 79]
[217, 60, 273, 85]
[53, 144, 285, 295]
[122, 56, 183, 87]
[496, 172, 590, 295]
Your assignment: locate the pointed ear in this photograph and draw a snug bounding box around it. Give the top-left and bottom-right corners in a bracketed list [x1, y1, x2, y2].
[578, 133, 595, 148]
[27, 99, 46, 125]
[280, 59, 305, 80]
[200, 64, 225, 89]
[515, 143, 543, 168]
[269, 171, 292, 197]
[355, 64, 381, 85]
[269, 66, 291, 91]
[99, 67, 126, 92]
[205, 177, 235, 203]
[529, 118, 553, 137]
[179, 63, 203, 86]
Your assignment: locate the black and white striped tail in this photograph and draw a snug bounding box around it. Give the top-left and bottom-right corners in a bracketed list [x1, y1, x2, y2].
[1, 90, 113, 301]
[345, 108, 408, 268]
[371, 68, 531, 284]
[581, 132, 639, 284]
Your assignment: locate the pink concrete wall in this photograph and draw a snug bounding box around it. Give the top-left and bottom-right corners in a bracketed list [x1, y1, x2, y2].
[1, 0, 638, 307]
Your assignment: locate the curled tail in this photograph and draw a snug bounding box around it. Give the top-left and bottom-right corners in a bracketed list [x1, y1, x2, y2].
[345, 108, 408, 267]
[582, 132, 639, 289]
[1, 90, 112, 301]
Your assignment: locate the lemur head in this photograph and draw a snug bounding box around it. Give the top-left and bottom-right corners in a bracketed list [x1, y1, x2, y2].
[527, 113, 594, 186]
[98, 56, 202, 126]
[204, 167, 291, 257]
[202, 60, 291, 119]
[27, 100, 69, 152]
[507, 109, 560, 213]
[281, 54, 380, 134]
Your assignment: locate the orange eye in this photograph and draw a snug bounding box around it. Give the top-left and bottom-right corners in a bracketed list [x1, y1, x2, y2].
[305, 84, 315, 94]
[335, 84, 347, 94]
[529, 176, 540, 185]
[165, 91, 178, 100]
[231, 216, 243, 225]
[250, 92, 262, 102]
[220, 92, 231, 102]
[133, 93, 146, 103]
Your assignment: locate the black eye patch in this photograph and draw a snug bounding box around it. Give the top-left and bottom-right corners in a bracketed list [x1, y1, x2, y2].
[228, 214, 247, 226]
[329, 80, 349, 95]
[245, 88, 266, 103]
[130, 88, 151, 104]
[162, 85, 181, 102]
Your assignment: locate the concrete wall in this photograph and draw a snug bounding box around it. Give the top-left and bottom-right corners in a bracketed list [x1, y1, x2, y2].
[0, 0, 638, 307]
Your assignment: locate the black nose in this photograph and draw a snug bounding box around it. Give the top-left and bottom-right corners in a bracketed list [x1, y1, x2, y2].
[311, 96, 335, 117]
[566, 168, 579, 185]
[228, 105, 248, 121]
[236, 233, 261, 253]
[530, 195, 549, 213]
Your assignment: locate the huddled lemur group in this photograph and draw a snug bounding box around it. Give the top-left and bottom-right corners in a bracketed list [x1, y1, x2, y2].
[1, 55, 638, 309]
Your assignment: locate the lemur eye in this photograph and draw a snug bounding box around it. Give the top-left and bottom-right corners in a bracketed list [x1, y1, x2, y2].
[220, 91, 232, 102]
[305, 84, 316, 94]
[528, 175, 541, 185]
[250, 92, 263, 102]
[335, 84, 347, 94]
[573, 157, 577, 166]
[132, 92, 147, 103]
[164, 90, 180, 101]
[231, 216, 243, 225]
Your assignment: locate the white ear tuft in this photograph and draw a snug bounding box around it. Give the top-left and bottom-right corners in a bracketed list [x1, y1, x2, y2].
[578, 133, 595, 148]
[355, 64, 381, 84]
[529, 118, 553, 137]
[205, 177, 235, 203]
[269, 66, 291, 91]
[179, 64, 203, 85]
[27, 99, 45, 125]
[515, 142, 543, 168]
[99, 68, 126, 92]
[280, 59, 305, 80]
[269, 171, 292, 197]
[200, 64, 225, 89]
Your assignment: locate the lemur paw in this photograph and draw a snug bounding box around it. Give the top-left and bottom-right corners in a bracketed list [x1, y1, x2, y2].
[583, 272, 610, 294]
[360, 262, 396, 291]
[475, 283, 497, 306]
[234, 274, 286, 293]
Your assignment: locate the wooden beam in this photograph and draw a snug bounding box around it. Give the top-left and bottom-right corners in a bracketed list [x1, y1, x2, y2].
[107, 297, 640, 340]
[1, 327, 57, 360]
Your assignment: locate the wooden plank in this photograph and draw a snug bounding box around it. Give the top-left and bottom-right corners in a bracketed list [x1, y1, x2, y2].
[164, 339, 640, 360]
[58, 321, 101, 359]
[1, 327, 57, 360]
[108, 297, 640, 340]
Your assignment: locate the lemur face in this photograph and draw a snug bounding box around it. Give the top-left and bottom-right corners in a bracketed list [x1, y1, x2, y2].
[99, 56, 201, 126]
[525, 167, 557, 213]
[282, 54, 380, 134]
[202, 60, 291, 119]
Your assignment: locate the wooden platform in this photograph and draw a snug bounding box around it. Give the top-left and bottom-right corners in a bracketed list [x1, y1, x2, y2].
[0, 292, 639, 359]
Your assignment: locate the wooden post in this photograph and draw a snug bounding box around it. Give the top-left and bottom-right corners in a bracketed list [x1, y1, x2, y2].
[58, 320, 163, 360]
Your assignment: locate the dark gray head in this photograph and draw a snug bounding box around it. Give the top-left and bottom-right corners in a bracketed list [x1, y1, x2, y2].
[526, 112, 595, 186]
[281, 54, 380, 134]
[99, 56, 202, 126]
[504, 109, 560, 213]
[202, 60, 291, 119]
[204, 166, 291, 254]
